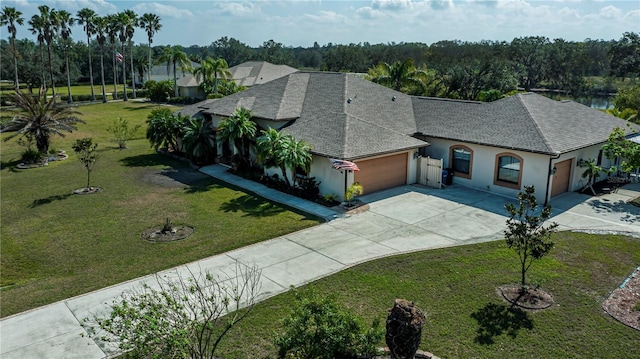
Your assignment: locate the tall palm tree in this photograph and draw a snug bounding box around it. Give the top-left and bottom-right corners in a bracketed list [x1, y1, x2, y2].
[216, 107, 256, 170]
[27, 14, 47, 92]
[53, 9, 74, 104]
[36, 5, 57, 102]
[94, 16, 108, 102]
[76, 8, 97, 101]
[138, 13, 161, 82]
[1, 6, 25, 90]
[121, 10, 137, 98]
[116, 12, 129, 101]
[106, 14, 119, 99]
[367, 58, 428, 94]
[193, 57, 231, 94]
[157, 45, 191, 97]
[1, 90, 85, 154]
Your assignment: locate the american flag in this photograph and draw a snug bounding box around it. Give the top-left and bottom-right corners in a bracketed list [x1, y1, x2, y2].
[115, 51, 124, 63]
[329, 158, 360, 172]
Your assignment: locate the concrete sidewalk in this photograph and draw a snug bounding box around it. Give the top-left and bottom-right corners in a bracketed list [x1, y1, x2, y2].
[1, 168, 638, 358]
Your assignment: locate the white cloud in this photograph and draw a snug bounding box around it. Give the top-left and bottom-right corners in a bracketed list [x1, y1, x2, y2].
[372, 0, 413, 10]
[429, 0, 455, 10]
[355, 6, 385, 19]
[305, 10, 351, 23]
[132, 2, 193, 19]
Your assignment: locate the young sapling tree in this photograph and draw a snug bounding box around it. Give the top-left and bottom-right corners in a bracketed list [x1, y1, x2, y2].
[504, 185, 559, 290]
[107, 117, 141, 149]
[72, 138, 99, 190]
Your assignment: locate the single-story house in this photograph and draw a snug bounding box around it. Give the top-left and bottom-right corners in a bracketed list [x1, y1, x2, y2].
[229, 61, 299, 87]
[175, 61, 299, 100]
[179, 71, 637, 203]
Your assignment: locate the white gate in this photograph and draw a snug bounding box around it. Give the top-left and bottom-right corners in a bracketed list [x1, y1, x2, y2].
[417, 157, 443, 188]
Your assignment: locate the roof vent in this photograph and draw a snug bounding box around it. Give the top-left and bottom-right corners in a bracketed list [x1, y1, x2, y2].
[347, 98, 352, 103]
[392, 96, 397, 101]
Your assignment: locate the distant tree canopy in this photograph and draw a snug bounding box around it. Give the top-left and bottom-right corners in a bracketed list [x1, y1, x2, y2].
[2, 29, 637, 100]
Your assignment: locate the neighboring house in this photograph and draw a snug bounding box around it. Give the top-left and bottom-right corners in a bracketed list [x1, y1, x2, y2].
[177, 74, 205, 99]
[229, 61, 299, 87]
[174, 61, 299, 100]
[145, 60, 201, 83]
[179, 71, 636, 203]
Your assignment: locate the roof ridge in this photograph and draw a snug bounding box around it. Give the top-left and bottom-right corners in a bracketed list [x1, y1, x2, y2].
[511, 94, 555, 154]
[340, 73, 350, 158]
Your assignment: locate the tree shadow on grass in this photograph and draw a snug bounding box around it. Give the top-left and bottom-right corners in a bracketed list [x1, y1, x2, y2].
[29, 193, 72, 208]
[122, 104, 159, 111]
[220, 194, 287, 218]
[1, 159, 22, 172]
[470, 302, 534, 345]
[119, 153, 167, 167]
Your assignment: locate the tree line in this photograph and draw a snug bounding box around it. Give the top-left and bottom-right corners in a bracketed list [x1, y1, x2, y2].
[2, 5, 638, 101]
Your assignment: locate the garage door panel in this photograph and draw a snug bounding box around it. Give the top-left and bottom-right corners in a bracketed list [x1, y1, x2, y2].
[355, 153, 407, 194]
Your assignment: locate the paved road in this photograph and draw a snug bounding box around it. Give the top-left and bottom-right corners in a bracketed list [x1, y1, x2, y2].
[1, 166, 638, 358]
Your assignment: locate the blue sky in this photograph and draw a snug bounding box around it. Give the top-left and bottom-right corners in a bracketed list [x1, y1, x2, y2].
[3, 0, 639, 47]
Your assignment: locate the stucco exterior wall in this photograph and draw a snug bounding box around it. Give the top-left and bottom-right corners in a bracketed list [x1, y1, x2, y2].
[424, 138, 550, 202]
[550, 143, 616, 195]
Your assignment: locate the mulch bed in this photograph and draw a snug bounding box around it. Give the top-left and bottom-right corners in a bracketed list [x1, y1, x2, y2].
[73, 187, 103, 195]
[602, 269, 640, 331]
[498, 285, 555, 310]
[141, 225, 194, 242]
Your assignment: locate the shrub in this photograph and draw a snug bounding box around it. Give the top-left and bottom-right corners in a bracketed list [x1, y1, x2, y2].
[107, 117, 141, 149]
[145, 80, 173, 102]
[20, 148, 44, 164]
[274, 288, 384, 359]
[345, 182, 364, 205]
[296, 176, 321, 200]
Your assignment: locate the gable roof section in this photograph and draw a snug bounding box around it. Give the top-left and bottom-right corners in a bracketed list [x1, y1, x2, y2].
[203, 73, 310, 120]
[229, 61, 299, 87]
[201, 72, 426, 159]
[413, 93, 635, 155]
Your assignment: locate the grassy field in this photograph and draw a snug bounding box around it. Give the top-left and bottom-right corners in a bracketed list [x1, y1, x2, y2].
[1, 83, 120, 97]
[0, 101, 322, 317]
[216, 232, 640, 358]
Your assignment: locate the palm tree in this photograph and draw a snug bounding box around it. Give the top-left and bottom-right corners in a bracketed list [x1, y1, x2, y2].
[106, 14, 119, 99]
[1, 7, 25, 90]
[367, 58, 428, 94]
[76, 8, 97, 101]
[216, 107, 256, 170]
[145, 108, 183, 152]
[139, 13, 161, 82]
[36, 5, 57, 101]
[120, 10, 138, 98]
[182, 117, 216, 163]
[27, 14, 47, 92]
[157, 46, 191, 97]
[116, 12, 129, 101]
[193, 57, 231, 94]
[256, 127, 289, 183]
[53, 9, 74, 104]
[1, 90, 85, 154]
[94, 16, 108, 102]
[280, 136, 312, 188]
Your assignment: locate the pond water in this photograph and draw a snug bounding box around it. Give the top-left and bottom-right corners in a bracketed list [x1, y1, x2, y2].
[535, 91, 614, 110]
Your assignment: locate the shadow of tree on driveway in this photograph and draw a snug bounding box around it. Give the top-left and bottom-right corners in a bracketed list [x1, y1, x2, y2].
[470, 302, 534, 345]
[588, 199, 640, 224]
[220, 195, 287, 218]
[29, 193, 72, 208]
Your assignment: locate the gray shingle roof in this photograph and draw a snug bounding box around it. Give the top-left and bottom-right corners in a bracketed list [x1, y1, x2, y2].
[413, 93, 636, 155]
[190, 72, 635, 160]
[229, 61, 299, 87]
[199, 72, 426, 159]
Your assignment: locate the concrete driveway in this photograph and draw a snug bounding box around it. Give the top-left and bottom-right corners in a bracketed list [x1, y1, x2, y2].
[1, 180, 638, 359]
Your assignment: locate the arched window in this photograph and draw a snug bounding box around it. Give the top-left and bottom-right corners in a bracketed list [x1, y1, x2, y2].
[494, 153, 523, 189]
[450, 145, 473, 179]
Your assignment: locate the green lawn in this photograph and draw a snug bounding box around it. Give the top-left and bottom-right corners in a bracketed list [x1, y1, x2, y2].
[216, 232, 640, 358]
[0, 101, 322, 317]
[1, 83, 119, 97]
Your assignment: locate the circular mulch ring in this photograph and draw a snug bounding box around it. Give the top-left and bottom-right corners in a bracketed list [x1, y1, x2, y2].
[498, 285, 554, 310]
[141, 226, 194, 243]
[73, 187, 103, 195]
